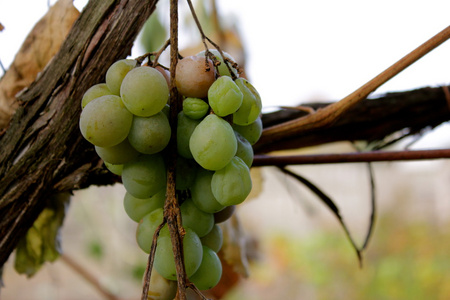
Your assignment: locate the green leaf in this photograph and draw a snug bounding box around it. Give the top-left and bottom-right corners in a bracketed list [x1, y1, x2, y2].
[14, 192, 70, 277]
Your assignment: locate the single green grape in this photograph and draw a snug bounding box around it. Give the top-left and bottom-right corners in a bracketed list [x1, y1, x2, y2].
[208, 76, 243, 117]
[182, 97, 209, 120]
[189, 114, 237, 171]
[154, 228, 203, 281]
[124, 189, 165, 222]
[136, 208, 164, 253]
[104, 162, 123, 176]
[232, 116, 263, 145]
[197, 49, 239, 77]
[200, 224, 223, 253]
[105, 59, 137, 95]
[180, 198, 214, 237]
[81, 83, 112, 109]
[191, 168, 225, 213]
[233, 78, 262, 126]
[79, 95, 133, 147]
[128, 112, 171, 154]
[120, 66, 169, 117]
[177, 111, 201, 159]
[211, 156, 252, 206]
[95, 139, 140, 165]
[122, 154, 166, 199]
[234, 131, 254, 168]
[189, 246, 222, 290]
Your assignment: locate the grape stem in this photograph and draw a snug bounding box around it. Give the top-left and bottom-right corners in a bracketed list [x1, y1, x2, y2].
[185, 0, 238, 80]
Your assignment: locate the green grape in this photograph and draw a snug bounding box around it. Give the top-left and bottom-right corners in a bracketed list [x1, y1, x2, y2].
[136, 208, 164, 253]
[177, 112, 201, 159]
[124, 189, 165, 222]
[122, 154, 166, 199]
[95, 139, 140, 165]
[180, 198, 214, 237]
[197, 49, 239, 77]
[234, 131, 254, 168]
[79, 95, 133, 147]
[191, 168, 224, 213]
[105, 59, 137, 95]
[104, 162, 123, 175]
[208, 76, 243, 117]
[182, 97, 209, 120]
[128, 112, 171, 154]
[200, 224, 223, 253]
[232, 116, 262, 145]
[211, 156, 252, 206]
[147, 268, 177, 300]
[176, 156, 197, 191]
[81, 83, 112, 109]
[120, 66, 169, 117]
[214, 205, 235, 223]
[189, 246, 222, 290]
[154, 228, 203, 280]
[233, 78, 262, 126]
[189, 114, 237, 171]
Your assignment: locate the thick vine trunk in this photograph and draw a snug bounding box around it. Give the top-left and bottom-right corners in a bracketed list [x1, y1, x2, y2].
[0, 0, 158, 267]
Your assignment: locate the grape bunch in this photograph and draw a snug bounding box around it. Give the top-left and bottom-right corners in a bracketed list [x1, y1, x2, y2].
[78, 49, 262, 296]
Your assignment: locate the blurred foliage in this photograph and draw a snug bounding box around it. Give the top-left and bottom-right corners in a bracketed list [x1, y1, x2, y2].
[14, 193, 70, 277]
[140, 9, 167, 53]
[224, 213, 450, 300]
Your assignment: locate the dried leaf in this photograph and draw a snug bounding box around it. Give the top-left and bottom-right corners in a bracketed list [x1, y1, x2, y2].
[14, 193, 70, 277]
[0, 0, 79, 129]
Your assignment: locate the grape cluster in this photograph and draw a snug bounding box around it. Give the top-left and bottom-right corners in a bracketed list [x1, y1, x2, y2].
[78, 50, 262, 294]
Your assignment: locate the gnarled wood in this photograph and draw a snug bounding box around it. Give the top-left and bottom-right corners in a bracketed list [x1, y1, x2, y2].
[0, 0, 158, 267]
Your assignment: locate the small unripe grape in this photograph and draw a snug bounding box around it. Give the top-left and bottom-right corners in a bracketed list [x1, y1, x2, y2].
[211, 156, 252, 206]
[189, 246, 222, 290]
[122, 154, 166, 199]
[136, 208, 164, 253]
[175, 56, 216, 98]
[191, 168, 225, 214]
[95, 139, 140, 165]
[232, 117, 263, 145]
[79, 95, 133, 147]
[233, 78, 262, 126]
[81, 83, 112, 109]
[105, 59, 137, 95]
[154, 228, 203, 280]
[121, 66, 169, 117]
[200, 224, 223, 252]
[182, 97, 209, 120]
[128, 112, 171, 154]
[208, 76, 243, 117]
[189, 114, 237, 171]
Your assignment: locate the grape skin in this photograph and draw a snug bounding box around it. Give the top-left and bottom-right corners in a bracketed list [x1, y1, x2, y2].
[233, 78, 262, 126]
[200, 224, 223, 253]
[105, 59, 137, 95]
[128, 112, 171, 154]
[180, 198, 214, 237]
[95, 138, 140, 165]
[208, 76, 243, 117]
[81, 83, 112, 109]
[124, 190, 165, 223]
[79, 95, 133, 147]
[189, 246, 222, 290]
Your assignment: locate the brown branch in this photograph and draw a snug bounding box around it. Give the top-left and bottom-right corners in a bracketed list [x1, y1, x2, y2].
[252, 148, 450, 166]
[0, 0, 159, 268]
[258, 25, 450, 147]
[255, 85, 450, 153]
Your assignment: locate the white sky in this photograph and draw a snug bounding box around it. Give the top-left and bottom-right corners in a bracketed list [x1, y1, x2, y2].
[1, 0, 450, 146]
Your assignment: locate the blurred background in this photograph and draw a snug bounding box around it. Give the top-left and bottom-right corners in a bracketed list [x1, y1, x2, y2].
[1, 0, 450, 299]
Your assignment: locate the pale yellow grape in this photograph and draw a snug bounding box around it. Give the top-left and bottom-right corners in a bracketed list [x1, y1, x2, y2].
[95, 139, 140, 164]
[147, 269, 177, 300]
[233, 78, 262, 125]
[208, 76, 243, 117]
[120, 66, 169, 117]
[128, 112, 171, 154]
[189, 114, 237, 171]
[232, 116, 263, 145]
[79, 95, 133, 147]
[105, 59, 137, 95]
[81, 83, 112, 109]
[211, 156, 252, 206]
[175, 56, 215, 98]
